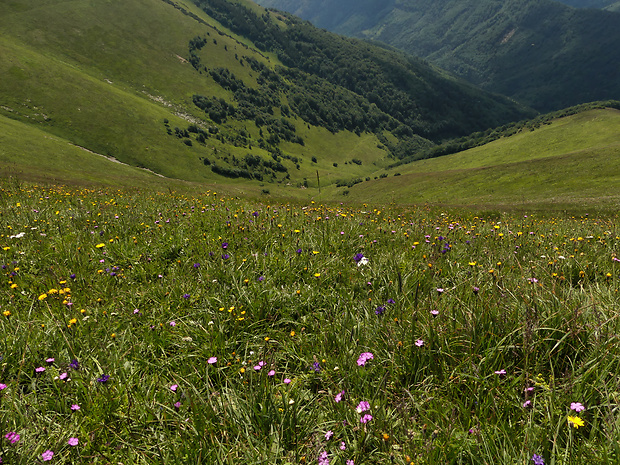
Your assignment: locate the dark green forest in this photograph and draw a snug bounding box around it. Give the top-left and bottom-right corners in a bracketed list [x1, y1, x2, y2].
[255, 0, 620, 112]
[192, 0, 534, 142]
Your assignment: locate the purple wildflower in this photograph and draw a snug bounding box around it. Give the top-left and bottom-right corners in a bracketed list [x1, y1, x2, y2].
[570, 402, 585, 412]
[357, 352, 374, 366]
[356, 401, 370, 413]
[5, 432, 20, 444]
[96, 374, 110, 384]
[69, 359, 79, 370]
[375, 305, 386, 316]
[313, 361, 321, 373]
[222, 242, 228, 249]
[531, 454, 544, 465]
[354, 253, 364, 263]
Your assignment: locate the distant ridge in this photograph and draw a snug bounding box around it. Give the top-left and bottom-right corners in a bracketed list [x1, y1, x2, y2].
[256, 0, 620, 112]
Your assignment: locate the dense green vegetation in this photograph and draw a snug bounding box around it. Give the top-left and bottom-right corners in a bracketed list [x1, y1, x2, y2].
[257, 0, 620, 112]
[1, 182, 620, 464]
[193, 0, 534, 141]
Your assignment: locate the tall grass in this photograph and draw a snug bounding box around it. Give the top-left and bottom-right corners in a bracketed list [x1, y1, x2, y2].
[0, 179, 619, 464]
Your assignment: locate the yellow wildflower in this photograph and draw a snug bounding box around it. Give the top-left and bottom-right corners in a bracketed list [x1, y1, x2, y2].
[568, 416, 584, 429]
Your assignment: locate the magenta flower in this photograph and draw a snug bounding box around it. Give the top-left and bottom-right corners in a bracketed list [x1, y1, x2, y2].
[170, 384, 178, 392]
[494, 369, 506, 375]
[207, 357, 217, 365]
[254, 361, 266, 371]
[570, 402, 585, 412]
[71, 404, 80, 411]
[283, 378, 291, 384]
[325, 430, 333, 440]
[334, 390, 345, 403]
[67, 437, 79, 446]
[360, 414, 373, 423]
[415, 339, 424, 347]
[35, 366, 45, 373]
[4, 432, 20, 444]
[356, 401, 370, 413]
[268, 370, 275, 376]
[356, 352, 374, 366]
[0, 383, 6, 391]
[169, 321, 176, 327]
[340, 441, 346, 450]
[523, 400, 532, 408]
[41, 450, 54, 461]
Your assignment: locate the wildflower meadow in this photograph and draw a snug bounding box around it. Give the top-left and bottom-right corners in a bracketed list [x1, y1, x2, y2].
[1, 180, 620, 464]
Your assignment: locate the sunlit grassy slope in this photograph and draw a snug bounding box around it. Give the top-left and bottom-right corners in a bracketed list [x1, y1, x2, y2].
[342, 108, 620, 209]
[0, 0, 390, 184]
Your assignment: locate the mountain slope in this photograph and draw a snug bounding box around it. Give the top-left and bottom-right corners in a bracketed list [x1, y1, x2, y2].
[0, 0, 534, 188]
[256, 0, 620, 112]
[342, 107, 620, 208]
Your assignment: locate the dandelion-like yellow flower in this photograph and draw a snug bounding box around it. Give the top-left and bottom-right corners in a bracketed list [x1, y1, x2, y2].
[3, 310, 11, 317]
[568, 416, 584, 429]
[38, 293, 48, 301]
[95, 243, 105, 248]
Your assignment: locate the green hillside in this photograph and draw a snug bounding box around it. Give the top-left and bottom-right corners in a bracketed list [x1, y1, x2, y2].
[0, 0, 533, 191]
[340, 108, 620, 209]
[256, 0, 620, 112]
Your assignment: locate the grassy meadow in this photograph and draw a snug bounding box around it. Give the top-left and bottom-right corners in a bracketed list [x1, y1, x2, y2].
[1, 180, 619, 464]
